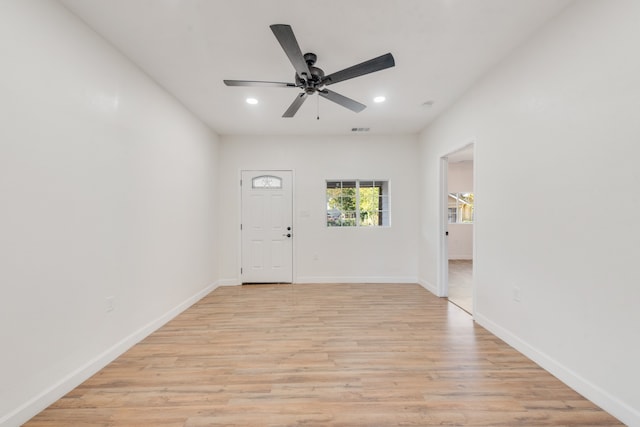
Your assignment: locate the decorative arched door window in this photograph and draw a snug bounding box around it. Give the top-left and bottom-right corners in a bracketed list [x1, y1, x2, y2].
[252, 175, 282, 189]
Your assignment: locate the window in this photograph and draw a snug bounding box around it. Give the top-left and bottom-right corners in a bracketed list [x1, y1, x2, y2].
[447, 207, 458, 224]
[448, 192, 474, 224]
[326, 180, 390, 227]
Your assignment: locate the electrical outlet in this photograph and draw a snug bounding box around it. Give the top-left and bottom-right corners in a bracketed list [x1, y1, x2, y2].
[513, 287, 521, 302]
[106, 296, 115, 312]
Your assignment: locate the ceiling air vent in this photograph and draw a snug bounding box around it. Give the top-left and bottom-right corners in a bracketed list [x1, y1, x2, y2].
[351, 127, 370, 132]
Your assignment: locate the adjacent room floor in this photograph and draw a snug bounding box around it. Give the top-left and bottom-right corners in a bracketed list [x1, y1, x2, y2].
[448, 259, 473, 313]
[27, 283, 621, 426]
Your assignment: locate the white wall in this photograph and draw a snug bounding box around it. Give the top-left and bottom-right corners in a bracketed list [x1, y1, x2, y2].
[447, 224, 473, 260]
[447, 160, 474, 192]
[0, 2, 220, 425]
[418, 1, 640, 424]
[447, 160, 473, 260]
[218, 135, 419, 285]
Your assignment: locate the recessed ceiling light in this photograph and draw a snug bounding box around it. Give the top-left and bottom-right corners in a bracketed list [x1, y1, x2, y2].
[422, 100, 435, 108]
[374, 96, 386, 103]
[246, 98, 258, 105]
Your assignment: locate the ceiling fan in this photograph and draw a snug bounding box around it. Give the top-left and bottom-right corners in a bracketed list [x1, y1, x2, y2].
[224, 24, 395, 118]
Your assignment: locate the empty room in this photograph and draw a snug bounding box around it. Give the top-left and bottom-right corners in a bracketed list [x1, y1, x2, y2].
[1, 1, 639, 426]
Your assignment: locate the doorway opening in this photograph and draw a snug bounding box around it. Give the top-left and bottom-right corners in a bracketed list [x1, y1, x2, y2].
[440, 144, 475, 314]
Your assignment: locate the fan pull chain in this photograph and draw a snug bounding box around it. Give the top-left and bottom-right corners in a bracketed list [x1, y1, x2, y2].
[317, 94, 320, 120]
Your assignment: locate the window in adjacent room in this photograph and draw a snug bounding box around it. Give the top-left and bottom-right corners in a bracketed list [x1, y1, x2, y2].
[326, 180, 390, 227]
[448, 192, 474, 223]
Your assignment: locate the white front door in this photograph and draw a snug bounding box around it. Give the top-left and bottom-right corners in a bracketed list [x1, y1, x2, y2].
[241, 170, 293, 283]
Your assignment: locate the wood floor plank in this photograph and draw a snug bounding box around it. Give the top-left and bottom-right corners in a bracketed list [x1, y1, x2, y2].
[26, 283, 622, 426]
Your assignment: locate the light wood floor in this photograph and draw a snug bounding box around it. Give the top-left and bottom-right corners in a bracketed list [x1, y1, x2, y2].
[448, 260, 473, 313]
[27, 283, 621, 426]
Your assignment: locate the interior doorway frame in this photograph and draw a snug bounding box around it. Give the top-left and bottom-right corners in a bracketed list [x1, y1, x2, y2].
[438, 141, 477, 315]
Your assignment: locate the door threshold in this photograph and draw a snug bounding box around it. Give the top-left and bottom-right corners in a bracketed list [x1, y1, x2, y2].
[447, 298, 472, 315]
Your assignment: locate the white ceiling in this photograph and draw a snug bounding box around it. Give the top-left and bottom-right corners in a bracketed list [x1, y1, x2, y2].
[60, 0, 571, 136]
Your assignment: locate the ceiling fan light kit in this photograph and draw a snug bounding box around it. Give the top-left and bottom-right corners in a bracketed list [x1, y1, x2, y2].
[224, 24, 395, 118]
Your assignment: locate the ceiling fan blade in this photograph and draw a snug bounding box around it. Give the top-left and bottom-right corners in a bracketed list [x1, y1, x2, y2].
[224, 80, 297, 88]
[319, 89, 366, 113]
[322, 53, 395, 86]
[283, 93, 308, 117]
[270, 24, 312, 80]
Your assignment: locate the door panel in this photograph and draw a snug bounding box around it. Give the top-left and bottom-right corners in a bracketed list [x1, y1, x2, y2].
[250, 240, 263, 269]
[271, 240, 284, 268]
[241, 170, 293, 283]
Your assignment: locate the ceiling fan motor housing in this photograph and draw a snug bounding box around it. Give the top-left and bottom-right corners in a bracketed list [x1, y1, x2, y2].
[310, 66, 325, 81]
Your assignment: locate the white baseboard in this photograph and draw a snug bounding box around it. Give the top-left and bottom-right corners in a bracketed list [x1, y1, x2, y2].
[474, 312, 639, 427]
[217, 278, 241, 286]
[295, 276, 418, 284]
[1, 281, 220, 427]
[417, 278, 439, 296]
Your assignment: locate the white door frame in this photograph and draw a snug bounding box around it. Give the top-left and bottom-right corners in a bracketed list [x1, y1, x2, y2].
[240, 169, 295, 284]
[438, 142, 476, 314]
[438, 156, 449, 298]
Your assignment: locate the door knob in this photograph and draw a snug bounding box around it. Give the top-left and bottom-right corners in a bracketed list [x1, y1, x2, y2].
[283, 233, 292, 238]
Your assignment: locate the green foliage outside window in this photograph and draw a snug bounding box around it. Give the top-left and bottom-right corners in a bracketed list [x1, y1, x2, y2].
[327, 180, 389, 227]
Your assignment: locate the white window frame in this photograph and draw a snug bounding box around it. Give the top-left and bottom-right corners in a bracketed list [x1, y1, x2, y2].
[326, 179, 390, 227]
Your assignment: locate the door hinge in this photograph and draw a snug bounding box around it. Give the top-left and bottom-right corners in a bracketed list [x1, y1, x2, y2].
[240, 179, 242, 186]
[240, 223, 243, 230]
[240, 267, 243, 274]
